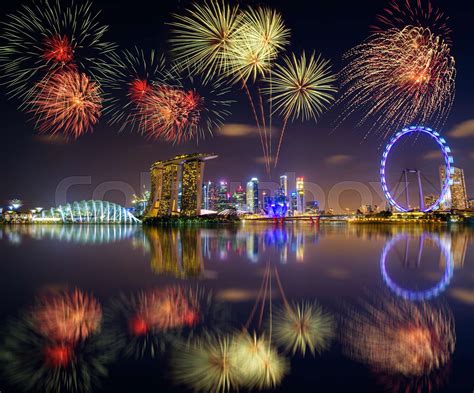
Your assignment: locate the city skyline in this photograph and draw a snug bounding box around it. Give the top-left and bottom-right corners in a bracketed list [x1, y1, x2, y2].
[0, 0, 473, 213]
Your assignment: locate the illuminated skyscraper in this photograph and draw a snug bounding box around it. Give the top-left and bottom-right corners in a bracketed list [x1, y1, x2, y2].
[202, 182, 209, 210]
[280, 175, 288, 198]
[296, 177, 305, 213]
[217, 181, 230, 212]
[233, 185, 246, 210]
[440, 166, 468, 210]
[246, 177, 259, 213]
[290, 192, 298, 214]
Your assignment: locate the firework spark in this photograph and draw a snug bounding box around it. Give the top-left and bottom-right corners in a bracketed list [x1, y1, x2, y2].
[342, 297, 455, 377]
[29, 70, 103, 138]
[169, 0, 242, 81]
[272, 301, 335, 357]
[101, 48, 168, 132]
[265, 51, 337, 166]
[0, 0, 114, 104]
[373, 0, 452, 45]
[338, 26, 455, 137]
[31, 288, 102, 343]
[139, 70, 231, 144]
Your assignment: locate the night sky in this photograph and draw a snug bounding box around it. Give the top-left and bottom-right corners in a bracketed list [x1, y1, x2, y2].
[1, 0, 473, 212]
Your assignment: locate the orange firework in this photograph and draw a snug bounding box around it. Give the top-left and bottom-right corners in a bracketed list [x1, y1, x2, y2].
[30, 70, 103, 138]
[338, 26, 455, 137]
[129, 287, 199, 335]
[139, 85, 204, 143]
[373, 0, 452, 45]
[42, 35, 74, 64]
[128, 79, 152, 104]
[343, 297, 455, 377]
[32, 288, 102, 343]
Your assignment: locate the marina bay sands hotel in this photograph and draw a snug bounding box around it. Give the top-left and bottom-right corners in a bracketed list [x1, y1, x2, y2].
[145, 153, 217, 217]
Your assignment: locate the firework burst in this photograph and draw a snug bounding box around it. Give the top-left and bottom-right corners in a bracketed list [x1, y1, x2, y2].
[338, 26, 455, 137]
[139, 69, 232, 144]
[373, 0, 452, 45]
[169, 0, 242, 81]
[29, 69, 103, 138]
[0, 0, 114, 104]
[272, 301, 335, 357]
[31, 288, 102, 343]
[265, 51, 337, 166]
[101, 48, 168, 132]
[342, 297, 455, 377]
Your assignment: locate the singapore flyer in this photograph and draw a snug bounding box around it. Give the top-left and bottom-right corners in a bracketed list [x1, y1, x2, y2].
[380, 126, 454, 212]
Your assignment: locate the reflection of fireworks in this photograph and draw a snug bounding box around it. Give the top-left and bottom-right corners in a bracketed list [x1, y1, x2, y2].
[30, 70, 103, 138]
[231, 332, 288, 389]
[169, 0, 242, 81]
[105, 286, 228, 359]
[32, 288, 102, 343]
[172, 334, 238, 393]
[373, 0, 451, 45]
[0, 304, 113, 393]
[339, 26, 455, 137]
[343, 297, 455, 377]
[0, 0, 114, 103]
[101, 48, 167, 132]
[272, 301, 335, 357]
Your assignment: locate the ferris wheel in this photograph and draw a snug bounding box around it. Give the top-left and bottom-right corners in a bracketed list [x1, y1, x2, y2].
[380, 126, 454, 212]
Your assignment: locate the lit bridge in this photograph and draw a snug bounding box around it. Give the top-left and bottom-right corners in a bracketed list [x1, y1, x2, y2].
[35, 200, 141, 224]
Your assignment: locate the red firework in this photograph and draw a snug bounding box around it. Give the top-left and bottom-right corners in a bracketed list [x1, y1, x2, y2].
[128, 79, 152, 103]
[43, 344, 74, 368]
[32, 289, 102, 344]
[128, 287, 199, 335]
[139, 85, 203, 143]
[43, 35, 75, 64]
[373, 0, 452, 45]
[30, 70, 102, 138]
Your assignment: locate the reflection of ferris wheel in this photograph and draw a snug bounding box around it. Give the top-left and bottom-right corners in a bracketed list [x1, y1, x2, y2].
[380, 233, 454, 301]
[380, 126, 453, 212]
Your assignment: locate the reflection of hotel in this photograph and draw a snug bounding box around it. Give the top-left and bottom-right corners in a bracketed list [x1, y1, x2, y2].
[440, 232, 468, 269]
[145, 228, 203, 277]
[440, 166, 468, 210]
[145, 153, 217, 217]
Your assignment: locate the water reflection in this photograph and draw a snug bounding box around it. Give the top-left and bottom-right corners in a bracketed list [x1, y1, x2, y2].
[343, 296, 455, 393]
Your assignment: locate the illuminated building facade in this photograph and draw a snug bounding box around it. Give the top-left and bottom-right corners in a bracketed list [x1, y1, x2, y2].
[233, 185, 246, 210]
[246, 177, 259, 213]
[440, 166, 468, 210]
[145, 153, 217, 217]
[296, 177, 305, 213]
[280, 175, 288, 198]
[217, 181, 230, 212]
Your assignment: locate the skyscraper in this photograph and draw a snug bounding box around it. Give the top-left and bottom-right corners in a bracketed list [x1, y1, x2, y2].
[217, 181, 230, 212]
[280, 175, 288, 198]
[233, 185, 246, 211]
[246, 177, 259, 213]
[440, 166, 468, 210]
[296, 177, 305, 213]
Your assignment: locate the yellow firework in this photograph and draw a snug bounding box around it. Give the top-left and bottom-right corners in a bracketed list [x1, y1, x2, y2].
[338, 26, 455, 137]
[268, 51, 337, 122]
[231, 332, 288, 389]
[171, 334, 239, 393]
[168, 0, 242, 81]
[273, 302, 335, 357]
[226, 7, 290, 83]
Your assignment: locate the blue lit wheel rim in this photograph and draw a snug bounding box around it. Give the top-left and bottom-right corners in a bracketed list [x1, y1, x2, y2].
[380, 234, 454, 301]
[380, 126, 453, 212]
